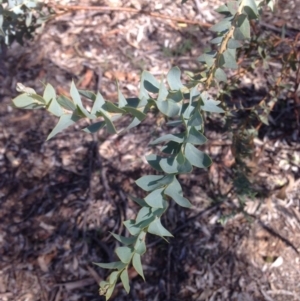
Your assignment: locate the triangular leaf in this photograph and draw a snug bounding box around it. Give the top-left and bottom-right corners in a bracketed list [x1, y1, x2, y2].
[156, 99, 180, 117]
[200, 92, 224, 113]
[136, 175, 173, 191]
[91, 92, 105, 115]
[164, 178, 192, 208]
[78, 89, 96, 101]
[146, 154, 164, 172]
[167, 90, 184, 103]
[111, 233, 137, 245]
[227, 39, 242, 48]
[161, 141, 182, 155]
[198, 52, 216, 68]
[174, 156, 193, 174]
[148, 218, 173, 237]
[187, 108, 203, 129]
[214, 68, 227, 83]
[70, 81, 83, 107]
[144, 188, 165, 208]
[93, 261, 126, 270]
[136, 207, 153, 224]
[210, 36, 223, 44]
[123, 220, 141, 236]
[47, 97, 63, 117]
[126, 96, 143, 108]
[12, 93, 45, 110]
[219, 48, 238, 69]
[210, 17, 232, 32]
[99, 111, 117, 134]
[106, 281, 117, 300]
[83, 121, 105, 133]
[135, 215, 155, 229]
[57, 95, 76, 111]
[134, 239, 146, 255]
[189, 86, 200, 102]
[132, 253, 145, 280]
[125, 117, 143, 131]
[169, 191, 191, 208]
[166, 120, 183, 127]
[159, 156, 193, 174]
[120, 269, 130, 293]
[185, 127, 207, 145]
[103, 102, 126, 114]
[47, 113, 81, 140]
[109, 271, 119, 284]
[140, 71, 160, 95]
[16, 83, 36, 94]
[267, 0, 274, 11]
[43, 83, 56, 105]
[129, 195, 149, 207]
[76, 104, 95, 119]
[157, 80, 169, 102]
[115, 246, 133, 264]
[167, 66, 184, 90]
[227, 1, 239, 15]
[29, 94, 47, 105]
[176, 150, 185, 165]
[184, 143, 212, 168]
[235, 14, 250, 39]
[134, 231, 147, 255]
[117, 85, 128, 108]
[215, 4, 230, 14]
[243, 0, 259, 19]
[124, 107, 146, 121]
[149, 133, 184, 145]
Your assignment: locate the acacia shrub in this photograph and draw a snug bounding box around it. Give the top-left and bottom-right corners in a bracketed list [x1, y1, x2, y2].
[10, 0, 298, 299]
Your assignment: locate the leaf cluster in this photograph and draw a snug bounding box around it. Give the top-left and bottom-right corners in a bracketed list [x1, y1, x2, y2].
[12, 66, 223, 298]
[0, 0, 49, 48]
[10, 0, 285, 299]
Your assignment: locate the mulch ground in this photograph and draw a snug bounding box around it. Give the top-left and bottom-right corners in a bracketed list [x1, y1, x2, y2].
[0, 1, 300, 300]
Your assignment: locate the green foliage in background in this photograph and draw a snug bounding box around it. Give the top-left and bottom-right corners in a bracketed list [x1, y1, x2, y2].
[0, 0, 49, 49]
[9, 0, 299, 299]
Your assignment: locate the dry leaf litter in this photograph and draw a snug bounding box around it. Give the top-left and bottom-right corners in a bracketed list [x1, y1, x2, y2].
[0, 0, 300, 300]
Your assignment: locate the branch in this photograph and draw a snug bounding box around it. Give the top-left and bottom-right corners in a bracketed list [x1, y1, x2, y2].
[47, 3, 212, 27]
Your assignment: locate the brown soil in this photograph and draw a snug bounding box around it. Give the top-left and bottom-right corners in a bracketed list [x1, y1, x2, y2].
[0, 1, 300, 301]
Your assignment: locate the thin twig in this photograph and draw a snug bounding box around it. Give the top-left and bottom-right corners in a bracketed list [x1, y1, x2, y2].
[47, 3, 211, 28]
[167, 245, 173, 301]
[293, 33, 300, 128]
[266, 289, 300, 298]
[56, 278, 95, 290]
[260, 21, 295, 37]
